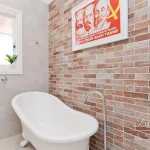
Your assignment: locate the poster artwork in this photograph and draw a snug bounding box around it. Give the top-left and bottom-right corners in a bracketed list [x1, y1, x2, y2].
[75, 0, 120, 45]
[72, 0, 128, 51]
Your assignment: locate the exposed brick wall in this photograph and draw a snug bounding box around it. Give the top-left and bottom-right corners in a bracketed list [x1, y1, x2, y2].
[49, 0, 150, 149]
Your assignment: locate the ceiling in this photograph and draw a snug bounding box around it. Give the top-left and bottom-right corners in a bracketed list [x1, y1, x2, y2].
[40, 0, 53, 4]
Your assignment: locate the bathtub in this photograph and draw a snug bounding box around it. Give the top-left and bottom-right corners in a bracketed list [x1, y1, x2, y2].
[12, 92, 99, 150]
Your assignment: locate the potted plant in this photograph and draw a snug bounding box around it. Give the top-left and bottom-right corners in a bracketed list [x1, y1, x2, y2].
[5, 54, 18, 68]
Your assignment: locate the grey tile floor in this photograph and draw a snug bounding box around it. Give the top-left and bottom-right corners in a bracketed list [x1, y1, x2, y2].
[0, 134, 35, 150]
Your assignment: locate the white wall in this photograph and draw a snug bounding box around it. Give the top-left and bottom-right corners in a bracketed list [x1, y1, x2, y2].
[0, 0, 49, 139]
[40, 0, 53, 4]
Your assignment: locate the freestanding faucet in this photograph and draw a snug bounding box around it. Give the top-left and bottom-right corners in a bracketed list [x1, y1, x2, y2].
[85, 91, 107, 150]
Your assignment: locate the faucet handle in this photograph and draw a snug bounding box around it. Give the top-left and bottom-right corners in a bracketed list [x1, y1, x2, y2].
[1, 74, 7, 83]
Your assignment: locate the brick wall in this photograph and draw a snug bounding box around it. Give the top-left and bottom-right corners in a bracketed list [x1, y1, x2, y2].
[49, 0, 150, 149]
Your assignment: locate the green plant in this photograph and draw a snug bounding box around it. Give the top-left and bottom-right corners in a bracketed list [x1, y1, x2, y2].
[5, 54, 17, 64]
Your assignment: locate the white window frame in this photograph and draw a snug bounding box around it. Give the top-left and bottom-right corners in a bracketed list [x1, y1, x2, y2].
[0, 4, 22, 74]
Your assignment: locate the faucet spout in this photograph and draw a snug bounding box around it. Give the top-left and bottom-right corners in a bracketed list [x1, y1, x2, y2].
[85, 91, 105, 101]
[85, 91, 107, 150]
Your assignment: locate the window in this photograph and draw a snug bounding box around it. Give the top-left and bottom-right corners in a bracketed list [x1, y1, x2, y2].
[0, 14, 14, 65]
[0, 4, 22, 74]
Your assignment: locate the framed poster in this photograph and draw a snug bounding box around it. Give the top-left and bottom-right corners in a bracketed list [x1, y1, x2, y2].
[72, 0, 128, 51]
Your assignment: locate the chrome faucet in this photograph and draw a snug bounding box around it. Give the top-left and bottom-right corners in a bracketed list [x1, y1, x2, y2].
[85, 91, 107, 150]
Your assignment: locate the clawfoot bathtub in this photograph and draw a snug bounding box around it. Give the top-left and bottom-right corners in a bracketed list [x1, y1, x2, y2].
[12, 92, 99, 150]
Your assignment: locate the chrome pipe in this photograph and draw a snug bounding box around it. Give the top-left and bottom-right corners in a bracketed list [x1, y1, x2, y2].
[85, 91, 107, 150]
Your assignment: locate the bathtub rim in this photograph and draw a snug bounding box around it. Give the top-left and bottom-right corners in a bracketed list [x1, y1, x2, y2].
[12, 91, 99, 143]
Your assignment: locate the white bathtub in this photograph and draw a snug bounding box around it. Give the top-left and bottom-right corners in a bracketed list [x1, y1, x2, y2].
[12, 92, 99, 150]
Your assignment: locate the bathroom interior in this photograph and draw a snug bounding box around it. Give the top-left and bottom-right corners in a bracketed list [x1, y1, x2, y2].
[0, 0, 150, 150]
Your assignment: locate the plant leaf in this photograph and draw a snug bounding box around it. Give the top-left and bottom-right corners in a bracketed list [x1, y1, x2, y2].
[5, 54, 17, 64]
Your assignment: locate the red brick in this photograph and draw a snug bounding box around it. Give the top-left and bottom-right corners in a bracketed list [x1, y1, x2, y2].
[114, 74, 135, 79]
[78, 87, 89, 91]
[135, 87, 150, 94]
[124, 54, 148, 62]
[64, 74, 72, 78]
[135, 47, 150, 54]
[124, 80, 148, 86]
[105, 90, 123, 96]
[123, 50, 134, 56]
[135, 74, 150, 80]
[129, 27, 148, 37]
[124, 103, 148, 113]
[124, 67, 149, 73]
[105, 45, 123, 53]
[114, 62, 134, 68]
[124, 92, 148, 100]
[105, 57, 123, 63]
[73, 58, 83, 62]
[83, 83, 96, 88]
[129, 13, 134, 19]
[135, 61, 150, 67]
[135, 33, 150, 42]
[84, 74, 96, 78]
[124, 127, 138, 136]
[97, 64, 112, 68]
[135, 20, 150, 30]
